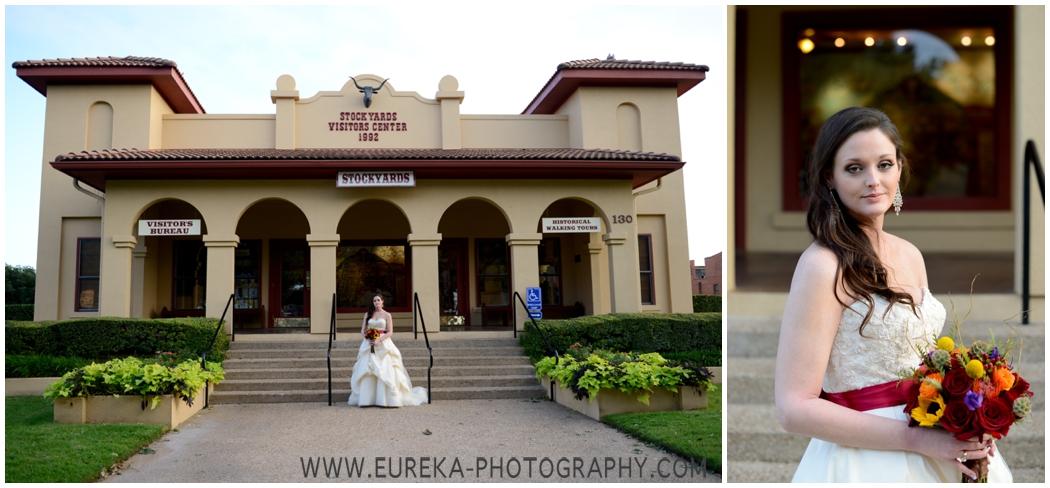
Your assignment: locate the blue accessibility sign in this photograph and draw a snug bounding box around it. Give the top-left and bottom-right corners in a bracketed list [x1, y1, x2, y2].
[526, 287, 542, 308]
[529, 310, 542, 320]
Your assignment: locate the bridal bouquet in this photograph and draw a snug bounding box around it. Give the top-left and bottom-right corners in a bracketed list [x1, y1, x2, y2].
[365, 327, 382, 354]
[900, 301, 1034, 483]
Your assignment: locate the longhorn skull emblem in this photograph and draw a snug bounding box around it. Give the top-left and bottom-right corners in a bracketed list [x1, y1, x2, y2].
[349, 77, 389, 108]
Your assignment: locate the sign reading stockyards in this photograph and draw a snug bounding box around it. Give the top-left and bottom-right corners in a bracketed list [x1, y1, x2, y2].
[338, 171, 416, 187]
[542, 217, 601, 233]
[138, 219, 201, 236]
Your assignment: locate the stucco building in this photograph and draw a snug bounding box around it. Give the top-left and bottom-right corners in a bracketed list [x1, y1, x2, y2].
[16, 55, 707, 334]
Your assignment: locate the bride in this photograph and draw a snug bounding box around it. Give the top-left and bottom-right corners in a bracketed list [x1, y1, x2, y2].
[774, 107, 1011, 482]
[347, 293, 428, 407]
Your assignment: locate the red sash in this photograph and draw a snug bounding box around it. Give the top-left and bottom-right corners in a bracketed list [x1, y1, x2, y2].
[820, 380, 916, 412]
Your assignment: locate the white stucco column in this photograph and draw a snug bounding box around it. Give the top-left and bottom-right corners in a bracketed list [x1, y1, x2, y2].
[588, 242, 605, 316]
[408, 233, 442, 335]
[604, 232, 641, 313]
[307, 234, 340, 334]
[204, 234, 239, 333]
[99, 235, 136, 317]
[507, 233, 542, 331]
[130, 241, 148, 318]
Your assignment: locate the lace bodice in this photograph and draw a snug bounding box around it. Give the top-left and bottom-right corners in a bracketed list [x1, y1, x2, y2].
[367, 318, 387, 331]
[822, 287, 945, 393]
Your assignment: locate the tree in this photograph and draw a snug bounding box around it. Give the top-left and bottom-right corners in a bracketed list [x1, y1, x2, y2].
[5, 264, 36, 304]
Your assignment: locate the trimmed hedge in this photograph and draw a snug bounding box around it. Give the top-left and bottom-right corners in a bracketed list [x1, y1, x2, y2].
[662, 349, 722, 367]
[4, 317, 229, 365]
[693, 295, 721, 313]
[519, 312, 721, 362]
[6, 355, 94, 378]
[5, 304, 34, 321]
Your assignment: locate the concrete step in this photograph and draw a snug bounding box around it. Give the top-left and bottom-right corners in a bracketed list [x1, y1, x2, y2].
[227, 337, 522, 350]
[727, 404, 1044, 470]
[209, 385, 546, 404]
[224, 364, 538, 380]
[222, 355, 532, 370]
[215, 375, 541, 392]
[226, 345, 525, 359]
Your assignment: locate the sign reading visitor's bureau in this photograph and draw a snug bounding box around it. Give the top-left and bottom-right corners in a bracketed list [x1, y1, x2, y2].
[138, 220, 201, 236]
[338, 171, 416, 187]
[542, 217, 601, 233]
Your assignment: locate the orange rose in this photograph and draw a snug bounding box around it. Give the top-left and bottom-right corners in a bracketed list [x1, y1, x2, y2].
[989, 367, 1015, 397]
[919, 373, 943, 399]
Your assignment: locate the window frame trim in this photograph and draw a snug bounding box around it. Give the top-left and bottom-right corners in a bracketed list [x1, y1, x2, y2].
[74, 237, 101, 312]
[638, 233, 656, 306]
[780, 6, 1014, 212]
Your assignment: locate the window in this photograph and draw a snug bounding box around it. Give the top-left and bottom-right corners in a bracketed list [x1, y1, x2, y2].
[696, 267, 706, 280]
[782, 7, 1012, 211]
[638, 235, 654, 305]
[538, 238, 561, 305]
[75, 238, 100, 311]
[173, 240, 207, 310]
[476, 238, 510, 306]
[336, 243, 409, 310]
[714, 284, 720, 295]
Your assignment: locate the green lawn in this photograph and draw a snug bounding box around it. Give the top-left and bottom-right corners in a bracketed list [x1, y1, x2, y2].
[5, 396, 166, 483]
[602, 384, 722, 474]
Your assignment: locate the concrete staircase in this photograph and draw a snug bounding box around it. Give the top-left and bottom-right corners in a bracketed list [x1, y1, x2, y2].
[211, 336, 546, 404]
[726, 315, 1045, 483]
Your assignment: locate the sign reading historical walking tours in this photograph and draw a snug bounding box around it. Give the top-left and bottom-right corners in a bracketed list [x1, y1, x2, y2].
[337, 171, 416, 187]
[138, 219, 201, 236]
[541, 217, 601, 233]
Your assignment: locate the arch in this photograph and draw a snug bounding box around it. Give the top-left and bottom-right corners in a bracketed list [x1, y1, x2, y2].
[335, 199, 413, 311]
[437, 197, 512, 236]
[337, 199, 412, 238]
[533, 196, 610, 232]
[132, 198, 209, 236]
[236, 198, 311, 238]
[616, 102, 642, 152]
[86, 101, 113, 150]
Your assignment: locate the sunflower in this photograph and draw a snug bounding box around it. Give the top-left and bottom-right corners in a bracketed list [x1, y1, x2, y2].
[911, 394, 946, 427]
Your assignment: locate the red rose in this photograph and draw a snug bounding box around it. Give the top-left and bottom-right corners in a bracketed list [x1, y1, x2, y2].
[943, 368, 975, 398]
[903, 380, 922, 425]
[939, 398, 982, 441]
[976, 396, 1014, 439]
[1002, 373, 1033, 403]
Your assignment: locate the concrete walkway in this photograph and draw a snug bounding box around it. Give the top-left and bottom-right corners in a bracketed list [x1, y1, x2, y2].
[103, 399, 720, 483]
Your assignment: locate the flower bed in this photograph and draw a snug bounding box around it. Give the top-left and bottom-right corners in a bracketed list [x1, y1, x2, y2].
[534, 351, 715, 420]
[44, 356, 224, 429]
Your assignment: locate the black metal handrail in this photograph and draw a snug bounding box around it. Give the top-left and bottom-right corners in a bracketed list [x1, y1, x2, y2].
[1022, 140, 1045, 325]
[512, 291, 559, 401]
[327, 293, 337, 406]
[200, 293, 235, 409]
[412, 293, 433, 404]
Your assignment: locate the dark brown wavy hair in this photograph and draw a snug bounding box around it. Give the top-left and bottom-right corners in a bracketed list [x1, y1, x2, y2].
[366, 293, 383, 322]
[805, 107, 916, 334]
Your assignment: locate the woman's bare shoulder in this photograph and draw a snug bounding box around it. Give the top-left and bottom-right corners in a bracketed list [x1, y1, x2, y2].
[886, 233, 927, 267]
[795, 243, 840, 278]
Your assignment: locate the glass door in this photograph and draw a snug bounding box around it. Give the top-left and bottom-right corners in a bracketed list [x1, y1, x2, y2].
[438, 239, 469, 329]
[269, 239, 310, 328]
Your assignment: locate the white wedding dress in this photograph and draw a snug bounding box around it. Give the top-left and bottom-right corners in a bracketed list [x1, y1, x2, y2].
[347, 318, 428, 407]
[792, 287, 1013, 482]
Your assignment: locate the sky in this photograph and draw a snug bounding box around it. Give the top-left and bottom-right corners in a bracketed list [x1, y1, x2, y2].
[3, 4, 727, 269]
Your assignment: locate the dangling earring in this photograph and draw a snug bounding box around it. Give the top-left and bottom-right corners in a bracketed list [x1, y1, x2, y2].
[829, 187, 841, 224]
[893, 183, 903, 216]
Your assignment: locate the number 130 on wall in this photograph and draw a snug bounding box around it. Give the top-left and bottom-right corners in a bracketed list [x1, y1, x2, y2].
[612, 214, 634, 224]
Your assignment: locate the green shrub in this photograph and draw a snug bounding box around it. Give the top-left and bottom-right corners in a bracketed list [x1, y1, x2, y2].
[661, 349, 722, 367]
[4, 317, 228, 363]
[6, 355, 94, 378]
[519, 312, 721, 361]
[5, 304, 34, 321]
[43, 357, 224, 409]
[534, 351, 715, 404]
[692, 295, 721, 313]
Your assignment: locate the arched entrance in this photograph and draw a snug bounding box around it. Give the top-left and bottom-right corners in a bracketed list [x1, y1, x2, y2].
[236, 198, 310, 330]
[437, 198, 511, 330]
[535, 198, 607, 318]
[134, 199, 209, 319]
[335, 200, 412, 320]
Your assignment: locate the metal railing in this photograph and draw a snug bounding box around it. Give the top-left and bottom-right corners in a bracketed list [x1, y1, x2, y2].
[1022, 140, 1045, 325]
[327, 293, 337, 406]
[199, 293, 235, 409]
[512, 291, 559, 401]
[411, 293, 434, 404]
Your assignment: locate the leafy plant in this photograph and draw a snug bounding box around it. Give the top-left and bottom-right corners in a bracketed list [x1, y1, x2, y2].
[43, 357, 224, 410]
[692, 294, 721, 313]
[535, 350, 715, 405]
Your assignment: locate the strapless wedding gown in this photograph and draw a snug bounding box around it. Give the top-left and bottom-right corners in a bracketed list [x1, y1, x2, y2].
[347, 318, 428, 407]
[792, 287, 1012, 482]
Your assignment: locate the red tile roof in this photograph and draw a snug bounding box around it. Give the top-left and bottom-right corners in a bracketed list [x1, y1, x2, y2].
[525, 57, 708, 115]
[13, 56, 204, 114]
[51, 148, 685, 192]
[556, 58, 709, 72]
[54, 147, 680, 162]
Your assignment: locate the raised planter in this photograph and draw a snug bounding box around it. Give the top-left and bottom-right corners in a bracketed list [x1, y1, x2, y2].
[540, 376, 708, 421]
[53, 384, 212, 429]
